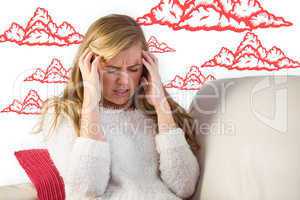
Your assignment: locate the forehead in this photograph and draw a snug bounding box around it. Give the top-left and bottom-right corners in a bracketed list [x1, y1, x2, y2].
[105, 43, 142, 67]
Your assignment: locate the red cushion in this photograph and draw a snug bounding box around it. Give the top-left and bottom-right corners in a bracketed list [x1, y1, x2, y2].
[14, 149, 65, 200]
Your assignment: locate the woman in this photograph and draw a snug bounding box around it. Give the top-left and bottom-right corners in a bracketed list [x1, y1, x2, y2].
[33, 13, 200, 200]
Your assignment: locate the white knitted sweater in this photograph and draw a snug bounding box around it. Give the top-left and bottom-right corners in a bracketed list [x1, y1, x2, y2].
[38, 106, 200, 200]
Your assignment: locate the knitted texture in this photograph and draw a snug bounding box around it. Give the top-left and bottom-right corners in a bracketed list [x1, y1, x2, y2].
[15, 149, 65, 200]
[30, 106, 200, 200]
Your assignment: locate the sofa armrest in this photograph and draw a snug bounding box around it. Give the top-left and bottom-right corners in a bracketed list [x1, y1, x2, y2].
[0, 183, 37, 200]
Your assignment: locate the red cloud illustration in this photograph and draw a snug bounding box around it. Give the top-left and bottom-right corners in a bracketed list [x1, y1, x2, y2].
[24, 58, 72, 83]
[1, 90, 44, 115]
[164, 65, 215, 90]
[202, 32, 300, 71]
[136, 0, 292, 32]
[147, 36, 176, 53]
[0, 7, 83, 46]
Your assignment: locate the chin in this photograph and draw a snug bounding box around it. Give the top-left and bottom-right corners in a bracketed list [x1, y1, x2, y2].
[105, 96, 131, 105]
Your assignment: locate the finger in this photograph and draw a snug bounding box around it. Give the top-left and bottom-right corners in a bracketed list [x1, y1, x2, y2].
[142, 57, 152, 72]
[79, 48, 91, 76]
[143, 51, 154, 65]
[91, 56, 100, 76]
[146, 51, 157, 64]
[146, 51, 154, 60]
[142, 58, 154, 83]
[84, 51, 94, 72]
[142, 51, 155, 66]
[148, 52, 158, 63]
[79, 48, 90, 66]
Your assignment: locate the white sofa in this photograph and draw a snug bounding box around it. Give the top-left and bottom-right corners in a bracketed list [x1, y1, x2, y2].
[1, 75, 299, 200]
[189, 75, 300, 200]
[0, 183, 36, 200]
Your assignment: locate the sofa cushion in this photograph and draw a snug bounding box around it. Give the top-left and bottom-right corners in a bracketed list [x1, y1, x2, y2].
[14, 149, 65, 200]
[189, 75, 300, 200]
[0, 183, 36, 200]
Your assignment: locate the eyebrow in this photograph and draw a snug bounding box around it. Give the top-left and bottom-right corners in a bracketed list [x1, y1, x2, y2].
[104, 64, 142, 69]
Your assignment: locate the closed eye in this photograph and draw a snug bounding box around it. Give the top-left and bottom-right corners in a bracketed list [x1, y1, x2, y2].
[105, 64, 142, 73]
[128, 64, 143, 72]
[106, 69, 118, 73]
[106, 69, 138, 74]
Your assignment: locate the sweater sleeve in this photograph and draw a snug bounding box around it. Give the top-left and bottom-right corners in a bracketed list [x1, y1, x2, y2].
[155, 127, 200, 199]
[39, 108, 111, 199]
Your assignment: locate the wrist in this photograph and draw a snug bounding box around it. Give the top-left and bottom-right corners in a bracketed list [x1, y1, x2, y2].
[82, 98, 99, 112]
[80, 109, 104, 140]
[155, 99, 178, 133]
[155, 99, 171, 114]
[84, 90, 100, 103]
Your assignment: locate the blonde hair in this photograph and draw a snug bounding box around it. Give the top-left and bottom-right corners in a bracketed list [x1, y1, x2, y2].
[32, 14, 200, 155]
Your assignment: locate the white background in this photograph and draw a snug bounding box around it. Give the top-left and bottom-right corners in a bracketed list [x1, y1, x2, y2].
[0, 0, 299, 185]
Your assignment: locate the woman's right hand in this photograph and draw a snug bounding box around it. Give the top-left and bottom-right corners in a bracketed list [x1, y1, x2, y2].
[78, 48, 106, 141]
[79, 47, 102, 110]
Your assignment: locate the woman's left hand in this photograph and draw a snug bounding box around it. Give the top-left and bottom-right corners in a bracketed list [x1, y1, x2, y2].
[141, 50, 166, 109]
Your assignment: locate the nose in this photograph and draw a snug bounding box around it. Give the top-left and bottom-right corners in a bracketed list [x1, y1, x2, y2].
[116, 71, 130, 85]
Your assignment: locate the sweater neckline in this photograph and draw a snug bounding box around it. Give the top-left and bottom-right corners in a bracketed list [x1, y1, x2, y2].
[99, 105, 140, 114]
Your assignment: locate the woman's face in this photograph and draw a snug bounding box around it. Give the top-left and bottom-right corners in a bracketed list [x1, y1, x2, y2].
[98, 43, 144, 106]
